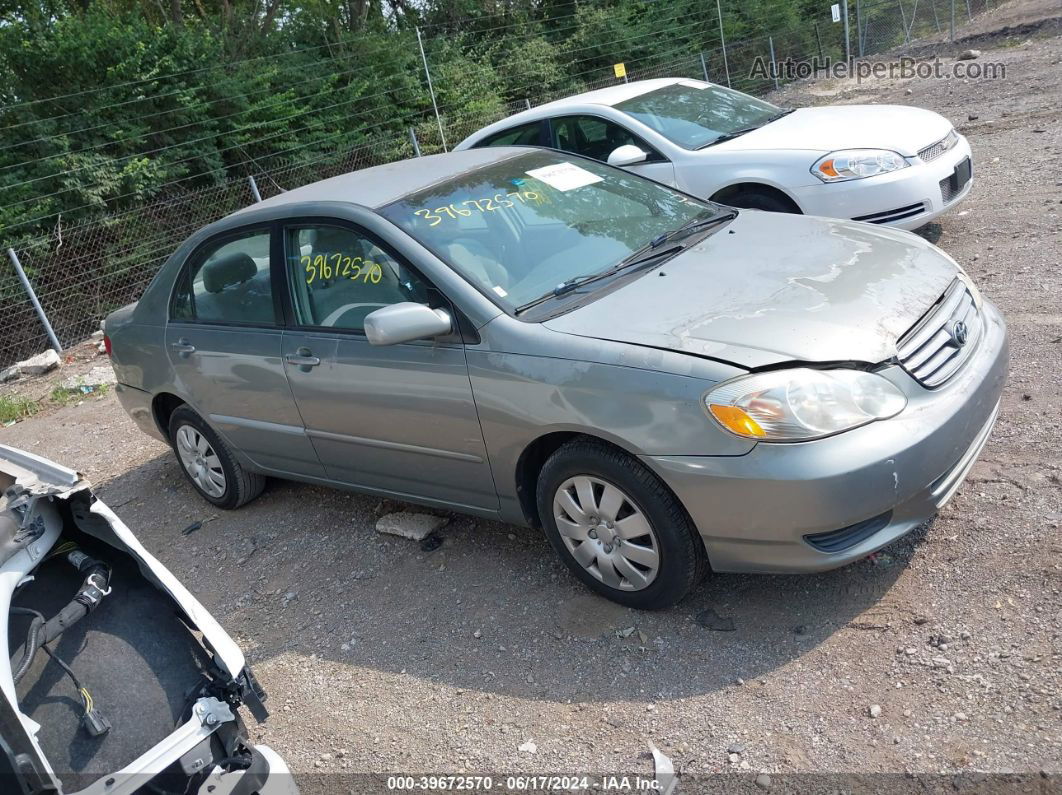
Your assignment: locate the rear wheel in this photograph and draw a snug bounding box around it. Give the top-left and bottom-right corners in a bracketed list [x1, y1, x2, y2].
[168, 406, 265, 509]
[536, 439, 707, 609]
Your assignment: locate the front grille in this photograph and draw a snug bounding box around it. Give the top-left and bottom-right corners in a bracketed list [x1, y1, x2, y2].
[897, 279, 981, 388]
[918, 129, 958, 162]
[852, 201, 926, 224]
[804, 512, 892, 553]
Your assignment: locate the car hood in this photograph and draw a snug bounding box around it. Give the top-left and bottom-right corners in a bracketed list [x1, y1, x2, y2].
[543, 211, 959, 369]
[713, 104, 953, 156]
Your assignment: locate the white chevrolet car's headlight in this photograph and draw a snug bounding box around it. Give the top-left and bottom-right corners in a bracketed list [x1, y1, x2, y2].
[705, 368, 907, 441]
[811, 149, 909, 182]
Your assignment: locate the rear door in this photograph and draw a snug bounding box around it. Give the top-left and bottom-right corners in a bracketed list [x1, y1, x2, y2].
[278, 220, 497, 511]
[166, 225, 324, 477]
[549, 114, 677, 185]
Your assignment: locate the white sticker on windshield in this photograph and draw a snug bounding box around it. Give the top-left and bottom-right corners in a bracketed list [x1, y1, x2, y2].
[525, 163, 603, 192]
[678, 79, 709, 89]
[492, 285, 508, 297]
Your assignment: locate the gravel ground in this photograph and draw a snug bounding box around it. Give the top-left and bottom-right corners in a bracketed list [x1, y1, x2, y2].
[2, 1, 1060, 791]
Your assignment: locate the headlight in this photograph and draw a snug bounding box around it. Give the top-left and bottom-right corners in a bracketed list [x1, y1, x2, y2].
[705, 368, 907, 441]
[811, 149, 909, 182]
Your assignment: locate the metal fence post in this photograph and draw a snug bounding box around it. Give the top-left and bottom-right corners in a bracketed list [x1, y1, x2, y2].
[408, 127, 422, 157]
[524, 98, 532, 110]
[843, 0, 852, 63]
[247, 175, 262, 203]
[931, 0, 942, 33]
[768, 36, 779, 90]
[965, 0, 972, 21]
[699, 51, 710, 81]
[950, 0, 956, 41]
[856, 0, 864, 57]
[715, 0, 731, 87]
[814, 22, 824, 61]
[7, 247, 62, 354]
[416, 27, 447, 152]
[898, 0, 911, 44]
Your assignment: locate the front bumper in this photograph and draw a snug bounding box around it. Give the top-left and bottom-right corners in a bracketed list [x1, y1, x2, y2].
[645, 297, 1008, 574]
[789, 135, 973, 230]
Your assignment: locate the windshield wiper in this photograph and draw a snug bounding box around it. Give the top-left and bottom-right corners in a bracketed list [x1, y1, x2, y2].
[698, 109, 794, 149]
[514, 210, 737, 315]
[514, 244, 683, 315]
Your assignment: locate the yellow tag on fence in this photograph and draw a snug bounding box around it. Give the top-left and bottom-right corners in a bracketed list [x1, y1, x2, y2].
[613, 62, 626, 79]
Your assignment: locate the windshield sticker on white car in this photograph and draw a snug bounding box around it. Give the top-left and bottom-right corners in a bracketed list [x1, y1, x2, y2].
[678, 79, 710, 89]
[525, 163, 603, 192]
[492, 285, 508, 297]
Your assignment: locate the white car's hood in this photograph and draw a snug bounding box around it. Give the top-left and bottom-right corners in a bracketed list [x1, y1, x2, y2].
[712, 105, 953, 156]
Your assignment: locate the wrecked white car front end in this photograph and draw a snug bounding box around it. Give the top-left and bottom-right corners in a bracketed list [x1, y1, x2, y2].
[0, 445, 296, 795]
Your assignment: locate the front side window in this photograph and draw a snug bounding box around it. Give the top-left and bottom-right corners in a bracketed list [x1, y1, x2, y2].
[284, 224, 433, 331]
[480, 121, 544, 148]
[378, 150, 722, 313]
[550, 115, 661, 163]
[614, 82, 783, 149]
[171, 229, 273, 324]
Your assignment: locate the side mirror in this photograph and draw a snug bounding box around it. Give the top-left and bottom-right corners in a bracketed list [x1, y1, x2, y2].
[607, 144, 649, 167]
[364, 302, 452, 346]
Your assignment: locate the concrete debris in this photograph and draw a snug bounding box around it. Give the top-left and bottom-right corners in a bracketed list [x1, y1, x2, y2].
[517, 740, 536, 754]
[376, 511, 448, 541]
[17, 349, 61, 376]
[0, 365, 20, 383]
[61, 364, 117, 392]
[649, 742, 677, 795]
[958, 49, 982, 60]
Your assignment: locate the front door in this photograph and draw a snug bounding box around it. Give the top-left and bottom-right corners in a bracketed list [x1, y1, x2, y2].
[279, 221, 498, 511]
[166, 225, 324, 478]
[550, 114, 677, 186]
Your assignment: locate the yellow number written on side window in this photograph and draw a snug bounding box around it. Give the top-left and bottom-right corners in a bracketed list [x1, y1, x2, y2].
[302, 254, 384, 285]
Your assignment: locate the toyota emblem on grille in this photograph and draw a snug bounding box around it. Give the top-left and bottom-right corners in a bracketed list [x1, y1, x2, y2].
[948, 320, 969, 347]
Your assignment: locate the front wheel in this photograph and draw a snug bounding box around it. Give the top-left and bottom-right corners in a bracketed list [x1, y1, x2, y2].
[536, 439, 707, 609]
[168, 405, 265, 509]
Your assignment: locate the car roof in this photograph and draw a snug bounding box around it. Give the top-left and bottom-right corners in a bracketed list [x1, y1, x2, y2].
[458, 78, 694, 146]
[235, 147, 529, 214]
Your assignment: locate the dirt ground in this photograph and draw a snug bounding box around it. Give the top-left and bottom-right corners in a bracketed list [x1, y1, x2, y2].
[2, 0, 1060, 790]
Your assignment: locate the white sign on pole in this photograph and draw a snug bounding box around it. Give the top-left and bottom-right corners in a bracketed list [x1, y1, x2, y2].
[831, 3, 841, 22]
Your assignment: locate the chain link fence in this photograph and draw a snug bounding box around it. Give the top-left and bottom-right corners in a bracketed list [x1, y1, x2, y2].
[1, 0, 1000, 368]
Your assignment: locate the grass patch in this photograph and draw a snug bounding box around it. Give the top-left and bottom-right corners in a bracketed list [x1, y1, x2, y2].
[0, 394, 41, 424]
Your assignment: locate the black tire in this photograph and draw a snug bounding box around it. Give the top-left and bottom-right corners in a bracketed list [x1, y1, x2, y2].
[168, 405, 265, 509]
[722, 188, 799, 213]
[536, 438, 707, 609]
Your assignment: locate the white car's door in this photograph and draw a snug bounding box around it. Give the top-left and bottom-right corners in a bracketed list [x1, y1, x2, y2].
[548, 114, 677, 186]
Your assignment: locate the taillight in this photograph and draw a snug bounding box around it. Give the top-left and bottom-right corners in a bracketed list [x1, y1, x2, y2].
[103, 335, 113, 357]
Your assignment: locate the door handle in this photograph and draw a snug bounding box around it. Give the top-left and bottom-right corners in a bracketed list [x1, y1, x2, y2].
[285, 348, 321, 369]
[170, 339, 196, 356]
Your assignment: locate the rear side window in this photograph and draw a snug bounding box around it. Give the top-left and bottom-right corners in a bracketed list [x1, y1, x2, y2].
[171, 229, 274, 325]
[478, 121, 544, 148]
[550, 115, 663, 163]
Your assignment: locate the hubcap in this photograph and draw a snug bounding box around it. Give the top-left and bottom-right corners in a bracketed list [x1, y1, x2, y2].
[552, 475, 660, 591]
[175, 425, 226, 498]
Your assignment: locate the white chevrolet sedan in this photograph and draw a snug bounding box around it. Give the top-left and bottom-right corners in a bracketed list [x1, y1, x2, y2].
[456, 78, 972, 229]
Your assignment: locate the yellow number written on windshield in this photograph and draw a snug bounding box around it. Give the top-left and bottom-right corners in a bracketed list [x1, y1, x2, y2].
[413, 190, 546, 227]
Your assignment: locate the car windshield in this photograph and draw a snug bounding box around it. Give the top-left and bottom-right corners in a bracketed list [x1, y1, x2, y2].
[379, 150, 719, 313]
[614, 82, 783, 149]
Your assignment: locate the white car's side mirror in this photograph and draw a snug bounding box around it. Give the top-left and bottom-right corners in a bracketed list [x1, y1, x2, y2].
[607, 144, 649, 167]
[364, 302, 452, 346]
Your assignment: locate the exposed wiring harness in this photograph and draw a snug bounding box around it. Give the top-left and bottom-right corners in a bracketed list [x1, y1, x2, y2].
[10, 542, 113, 737]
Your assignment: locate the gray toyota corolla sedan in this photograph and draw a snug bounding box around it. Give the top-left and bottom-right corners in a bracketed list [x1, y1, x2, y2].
[105, 147, 1007, 609]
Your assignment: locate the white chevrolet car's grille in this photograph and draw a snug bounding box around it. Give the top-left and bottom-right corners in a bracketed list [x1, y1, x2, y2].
[918, 129, 959, 162]
[897, 279, 981, 388]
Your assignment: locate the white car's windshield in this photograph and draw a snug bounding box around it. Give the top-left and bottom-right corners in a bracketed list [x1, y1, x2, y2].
[379, 150, 721, 312]
[614, 82, 784, 149]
